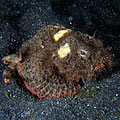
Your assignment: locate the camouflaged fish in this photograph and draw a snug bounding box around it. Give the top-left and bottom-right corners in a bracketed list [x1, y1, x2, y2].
[2, 25, 113, 98]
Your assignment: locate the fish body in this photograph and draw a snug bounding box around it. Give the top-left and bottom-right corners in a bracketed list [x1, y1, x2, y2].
[2, 25, 113, 98]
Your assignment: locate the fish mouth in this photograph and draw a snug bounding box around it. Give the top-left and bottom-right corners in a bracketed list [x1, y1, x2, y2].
[94, 56, 112, 71]
[94, 62, 104, 71]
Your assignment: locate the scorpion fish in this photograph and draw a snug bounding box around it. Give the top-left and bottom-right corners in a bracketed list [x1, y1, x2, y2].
[2, 25, 113, 98]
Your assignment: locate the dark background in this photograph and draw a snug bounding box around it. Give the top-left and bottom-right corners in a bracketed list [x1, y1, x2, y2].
[0, 0, 120, 119]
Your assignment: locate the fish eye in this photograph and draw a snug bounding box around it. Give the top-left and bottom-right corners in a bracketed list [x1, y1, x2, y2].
[80, 49, 87, 57]
[77, 49, 89, 59]
[81, 51, 85, 55]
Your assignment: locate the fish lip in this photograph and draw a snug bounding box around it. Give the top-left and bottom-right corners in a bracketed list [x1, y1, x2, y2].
[94, 62, 104, 71]
[94, 56, 113, 71]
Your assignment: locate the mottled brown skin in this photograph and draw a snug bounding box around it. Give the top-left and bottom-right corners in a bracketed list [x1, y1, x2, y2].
[2, 25, 113, 98]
